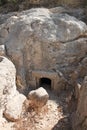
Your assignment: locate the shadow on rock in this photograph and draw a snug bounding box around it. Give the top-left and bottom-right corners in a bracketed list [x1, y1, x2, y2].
[52, 116, 72, 130]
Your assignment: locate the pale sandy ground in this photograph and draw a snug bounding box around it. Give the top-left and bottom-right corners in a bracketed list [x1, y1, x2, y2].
[0, 89, 72, 130]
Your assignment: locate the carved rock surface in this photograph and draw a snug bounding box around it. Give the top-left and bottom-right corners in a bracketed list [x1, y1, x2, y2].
[0, 7, 87, 91]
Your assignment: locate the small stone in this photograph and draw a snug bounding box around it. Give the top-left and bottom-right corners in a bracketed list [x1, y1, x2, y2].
[28, 87, 49, 109]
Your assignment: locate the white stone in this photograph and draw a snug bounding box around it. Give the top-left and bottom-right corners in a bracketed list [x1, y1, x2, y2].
[4, 94, 26, 121]
[28, 87, 49, 108]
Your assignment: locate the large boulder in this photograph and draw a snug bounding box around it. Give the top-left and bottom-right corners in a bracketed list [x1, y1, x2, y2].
[72, 76, 87, 130]
[0, 56, 26, 122]
[0, 56, 16, 109]
[28, 87, 49, 108]
[0, 7, 87, 91]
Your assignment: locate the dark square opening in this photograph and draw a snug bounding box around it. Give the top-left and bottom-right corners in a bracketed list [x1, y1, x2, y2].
[39, 77, 51, 89]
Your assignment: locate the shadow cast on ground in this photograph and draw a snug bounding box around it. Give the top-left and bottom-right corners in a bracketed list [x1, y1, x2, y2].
[52, 116, 72, 130]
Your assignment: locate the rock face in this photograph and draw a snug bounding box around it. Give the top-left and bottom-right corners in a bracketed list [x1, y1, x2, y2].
[72, 76, 87, 130]
[0, 56, 26, 122]
[28, 87, 49, 108]
[0, 7, 87, 92]
[0, 56, 16, 109]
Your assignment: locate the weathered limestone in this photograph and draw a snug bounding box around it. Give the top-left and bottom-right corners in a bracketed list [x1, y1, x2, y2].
[0, 6, 87, 129]
[72, 76, 87, 130]
[0, 56, 16, 119]
[28, 87, 49, 108]
[4, 94, 26, 121]
[0, 8, 87, 92]
[0, 56, 26, 122]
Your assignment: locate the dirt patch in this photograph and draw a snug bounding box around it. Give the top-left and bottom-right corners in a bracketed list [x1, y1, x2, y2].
[13, 89, 75, 130]
[0, 88, 76, 130]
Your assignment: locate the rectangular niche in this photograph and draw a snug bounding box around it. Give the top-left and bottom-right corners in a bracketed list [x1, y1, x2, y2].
[31, 70, 58, 90]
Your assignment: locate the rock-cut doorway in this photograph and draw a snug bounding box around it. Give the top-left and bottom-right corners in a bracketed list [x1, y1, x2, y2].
[39, 77, 51, 89]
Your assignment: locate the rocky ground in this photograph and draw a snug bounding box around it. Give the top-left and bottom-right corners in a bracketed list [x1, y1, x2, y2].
[0, 5, 87, 130]
[0, 88, 75, 130]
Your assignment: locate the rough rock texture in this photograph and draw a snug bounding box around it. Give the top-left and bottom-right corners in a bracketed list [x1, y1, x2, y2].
[72, 76, 87, 130]
[0, 45, 6, 56]
[0, 56, 16, 110]
[0, 7, 87, 92]
[0, 56, 26, 122]
[28, 87, 49, 108]
[4, 94, 26, 121]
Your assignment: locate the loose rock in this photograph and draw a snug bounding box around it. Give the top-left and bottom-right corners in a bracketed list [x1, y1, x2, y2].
[4, 94, 26, 121]
[28, 87, 49, 108]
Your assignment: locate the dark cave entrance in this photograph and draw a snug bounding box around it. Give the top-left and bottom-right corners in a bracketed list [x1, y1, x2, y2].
[39, 77, 51, 89]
